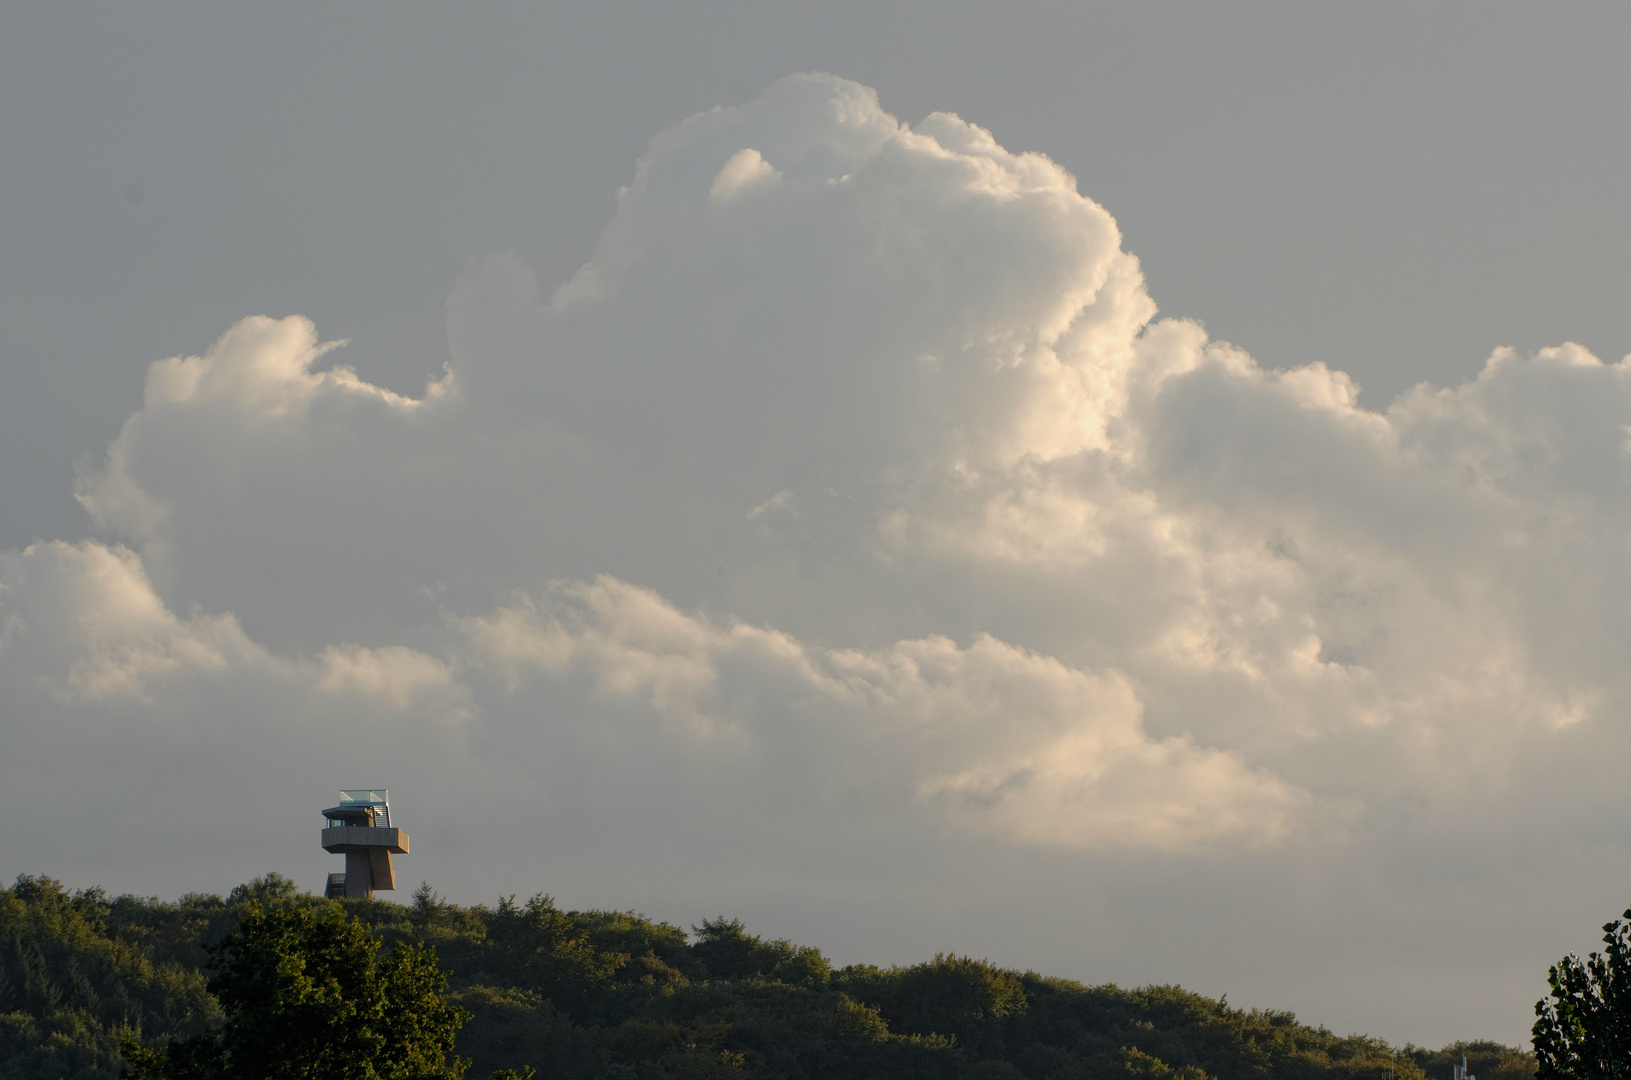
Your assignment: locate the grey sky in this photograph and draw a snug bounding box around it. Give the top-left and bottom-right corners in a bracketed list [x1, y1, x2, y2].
[4, 2, 1631, 1053]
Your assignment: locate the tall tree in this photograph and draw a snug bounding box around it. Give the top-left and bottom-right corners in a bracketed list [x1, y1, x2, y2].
[1533, 905, 1631, 1079]
[122, 902, 470, 1080]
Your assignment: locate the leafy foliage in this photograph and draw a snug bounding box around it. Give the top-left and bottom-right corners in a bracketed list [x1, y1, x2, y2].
[1408, 1042, 1539, 1080]
[0, 873, 1535, 1080]
[690, 918, 830, 987]
[119, 900, 469, 1079]
[0, 876, 217, 1080]
[1533, 907, 1631, 1079]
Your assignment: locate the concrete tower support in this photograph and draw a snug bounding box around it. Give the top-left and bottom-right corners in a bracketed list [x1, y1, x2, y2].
[321, 790, 408, 899]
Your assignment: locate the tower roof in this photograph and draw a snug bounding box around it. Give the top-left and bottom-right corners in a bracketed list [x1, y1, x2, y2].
[322, 789, 392, 827]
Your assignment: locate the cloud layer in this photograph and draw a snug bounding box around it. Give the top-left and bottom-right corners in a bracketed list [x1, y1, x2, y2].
[6, 73, 1630, 1042]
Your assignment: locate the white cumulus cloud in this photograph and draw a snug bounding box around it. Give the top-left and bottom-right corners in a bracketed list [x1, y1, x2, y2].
[454, 575, 1303, 849]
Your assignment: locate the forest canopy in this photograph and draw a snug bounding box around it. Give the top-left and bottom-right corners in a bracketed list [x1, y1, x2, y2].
[0, 874, 1535, 1080]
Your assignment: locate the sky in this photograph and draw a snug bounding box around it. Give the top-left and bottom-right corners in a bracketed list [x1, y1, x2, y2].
[3, 1, 1631, 1050]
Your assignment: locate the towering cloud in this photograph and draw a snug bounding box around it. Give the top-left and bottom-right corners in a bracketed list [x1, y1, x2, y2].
[5, 73, 1627, 1041]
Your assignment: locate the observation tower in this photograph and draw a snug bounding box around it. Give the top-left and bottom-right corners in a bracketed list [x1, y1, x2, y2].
[320, 789, 408, 899]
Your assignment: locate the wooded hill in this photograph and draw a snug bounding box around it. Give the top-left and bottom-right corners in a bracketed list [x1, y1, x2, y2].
[0, 873, 1536, 1080]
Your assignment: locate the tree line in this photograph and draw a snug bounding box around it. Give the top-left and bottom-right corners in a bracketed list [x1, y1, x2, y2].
[0, 872, 1548, 1079]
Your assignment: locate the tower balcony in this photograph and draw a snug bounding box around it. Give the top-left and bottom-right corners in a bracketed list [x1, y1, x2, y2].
[320, 826, 408, 854]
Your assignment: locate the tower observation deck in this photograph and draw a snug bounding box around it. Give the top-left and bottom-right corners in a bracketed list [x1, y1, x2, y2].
[321, 789, 408, 899]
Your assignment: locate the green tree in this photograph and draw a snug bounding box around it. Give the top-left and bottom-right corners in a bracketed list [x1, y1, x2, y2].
[481, 894, 626, 1018]
[122, 902, 470, 1080]
[1533, 906, 1631, 1079]
[691, 917, 830, 986]
[0, 875, 217, 1080]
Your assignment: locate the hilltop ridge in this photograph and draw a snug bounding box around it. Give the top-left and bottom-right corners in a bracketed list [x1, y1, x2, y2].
[0, 874, 1536, 1080]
